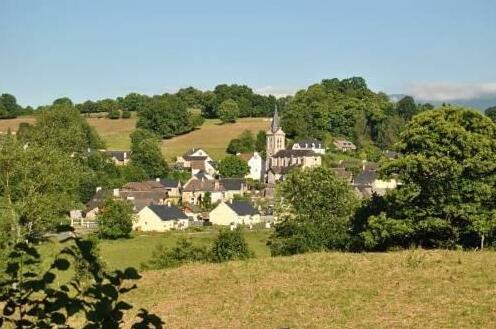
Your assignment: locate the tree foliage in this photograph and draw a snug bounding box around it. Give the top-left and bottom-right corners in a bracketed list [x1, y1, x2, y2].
[0, 134, 82, 239]
[211, 228, 254, 263]
[202, 84, 276, 118]
[0, 238, 164, 328]
[0, 93, 24, 118]
[218, 99, 240, 123]
[97, 198, 134, 239]
[130, 129, 168, 178]
[358, 106, 496, 250]
[218, 155, 249, 178]
[136, 95, 200, 138]
[485, 106, 496, 122]
[142, 238, 210, 270]
[269, 166, 359, 255]
[226, 130, 256, 154]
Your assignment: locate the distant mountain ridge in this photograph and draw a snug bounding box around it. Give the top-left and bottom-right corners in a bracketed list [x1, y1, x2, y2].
[388, 94, 496, 111]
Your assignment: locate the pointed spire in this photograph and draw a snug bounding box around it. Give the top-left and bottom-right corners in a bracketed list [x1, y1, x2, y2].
[271, 105, 280, 133]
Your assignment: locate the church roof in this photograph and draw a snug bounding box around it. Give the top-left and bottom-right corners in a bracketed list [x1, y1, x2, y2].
[270, 106, 281, 133]
[272, 149, 318, 158]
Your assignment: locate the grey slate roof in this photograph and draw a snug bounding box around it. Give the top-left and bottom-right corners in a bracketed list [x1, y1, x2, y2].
[354, 170, 377, 186]
[270, 107, 280, 133]
[183, 155, 208, 161]
[105, 150, 129, 161]
[226, 201, 259, 216]
[272, 149, 318, 158]
[220, 178, 244, 191]
[86, 189, 110, 211]
[148, 204, 188, 221]
[159, 178, 180, 189]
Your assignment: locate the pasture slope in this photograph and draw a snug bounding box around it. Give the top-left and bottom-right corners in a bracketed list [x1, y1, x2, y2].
[122, 250, 496, 329]
[0, 116, 269, 160]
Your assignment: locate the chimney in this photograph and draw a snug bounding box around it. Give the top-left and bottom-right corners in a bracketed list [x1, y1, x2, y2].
[113, 188, 120, 198]
[96, 186, 102, 192]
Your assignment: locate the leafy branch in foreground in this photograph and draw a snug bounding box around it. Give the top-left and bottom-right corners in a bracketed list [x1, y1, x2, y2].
[0, 238, 164, 329]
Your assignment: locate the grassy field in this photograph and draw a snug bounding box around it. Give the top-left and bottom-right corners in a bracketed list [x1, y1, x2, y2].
[161, 117, 269, 160]
[0, 115, 269, 160]
[98, 228, 272, 270]
[122, 250, 496, 328]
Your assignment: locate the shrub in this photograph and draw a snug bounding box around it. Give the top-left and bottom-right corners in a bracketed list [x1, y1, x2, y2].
[121, 110, 131, 118]
[107, 108, 121, 119]
[97, 198, 134, 239]
[142, 238, 210, 270]
[211, 228, 254, 263]
[218, 99, 239, 123]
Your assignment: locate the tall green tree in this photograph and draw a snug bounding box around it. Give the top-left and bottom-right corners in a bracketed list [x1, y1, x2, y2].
[269, 166, 359, 255]
[0, 134, 82, 241]
[218, 155, 249, 178]
[0, 93, 22, 118]
[226, 130, 256, 154]
[97, 198, 134, 239]
[396, 96, 418, 120]
[137, 95, 199, 138]
[24, 104, 104, 154]
[130, 129, 168, 178]
[52, 97, 73, 107]
[361, 106, 496, 250]
[218, 99, 240, 123]
[484, 106, 496, 122]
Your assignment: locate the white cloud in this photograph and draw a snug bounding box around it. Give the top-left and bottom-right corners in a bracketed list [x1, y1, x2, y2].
[407, 82, 496, 101]
[254, 86, 298, 98]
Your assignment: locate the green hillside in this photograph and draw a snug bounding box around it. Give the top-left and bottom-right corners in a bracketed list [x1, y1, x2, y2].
[121, 250, 496, 328]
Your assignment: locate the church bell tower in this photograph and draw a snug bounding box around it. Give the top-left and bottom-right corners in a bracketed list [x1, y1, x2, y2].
[266, 106, 285, 160]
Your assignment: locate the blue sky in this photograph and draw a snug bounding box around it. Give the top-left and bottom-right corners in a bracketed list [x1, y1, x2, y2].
[1, 0, 495, 106]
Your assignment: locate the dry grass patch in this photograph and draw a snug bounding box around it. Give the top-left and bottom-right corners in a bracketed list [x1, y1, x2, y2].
[0, 116, 269, 160]
[161, 118, 269, 160]
[123, 250, 496, 329]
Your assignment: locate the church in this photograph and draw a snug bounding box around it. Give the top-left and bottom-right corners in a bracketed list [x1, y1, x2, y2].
[265, 107, 322, 187]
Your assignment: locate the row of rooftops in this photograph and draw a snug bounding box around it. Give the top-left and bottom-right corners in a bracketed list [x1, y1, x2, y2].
[146, 199, 259, 222]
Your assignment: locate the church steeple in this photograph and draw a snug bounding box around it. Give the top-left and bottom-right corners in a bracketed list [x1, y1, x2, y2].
[266, 105, 285, 159]
[270, 106, 280, 133]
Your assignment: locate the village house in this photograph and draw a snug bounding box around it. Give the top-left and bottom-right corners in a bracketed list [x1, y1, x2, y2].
[105, 150, 130, 165]
[176, 148, 217, 176]
[353, 169, 398, 197]
[268, 149, 322, 169]
[333, 139, 357, 152]
[292, 139, 326, 155]
[83, 178, 181, 221]
[84, 187, 111, 220]
[238, 152, 263, 180]
[331, 167, 354, 184]
[134, 203, 189, 232]
[209, 200, 261, 226]
[156, 178, 182, 198]
[181, 176, 247, 206]
[266, 166, 297, 185]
